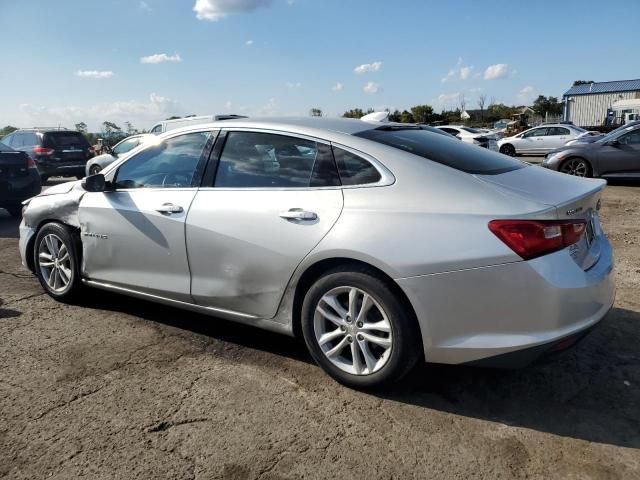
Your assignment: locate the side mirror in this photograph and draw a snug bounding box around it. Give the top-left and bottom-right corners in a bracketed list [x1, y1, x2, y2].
[82, 173, 106, 192]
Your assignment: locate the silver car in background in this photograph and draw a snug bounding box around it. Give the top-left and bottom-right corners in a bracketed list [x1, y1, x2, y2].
[85, 133, 155, 176]
[498, 124, 588, 156]
[19, 117, 615, 389]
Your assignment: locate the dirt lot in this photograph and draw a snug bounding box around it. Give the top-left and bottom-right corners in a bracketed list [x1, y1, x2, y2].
[1, 180, 639, 480]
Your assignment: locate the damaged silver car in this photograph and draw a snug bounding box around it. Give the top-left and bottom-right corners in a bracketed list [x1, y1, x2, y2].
[19, 117, 615, 389]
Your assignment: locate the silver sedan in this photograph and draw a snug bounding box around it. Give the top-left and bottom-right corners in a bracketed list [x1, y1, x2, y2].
[19, 117, 615, 389]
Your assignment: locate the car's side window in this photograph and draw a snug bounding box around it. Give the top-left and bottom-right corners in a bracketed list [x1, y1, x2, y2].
[524, 128, 547, 138]
[113, 131, 209, 189]
[618, 130, 640, 145]
[113, 138, 139, 155]
[332, 146, 382, 186]
[150, 125, 162, 134]
[214, 132, 339, 188]
[548, 127, 570, 136]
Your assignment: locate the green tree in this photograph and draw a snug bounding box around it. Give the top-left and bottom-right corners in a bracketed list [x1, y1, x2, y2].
[124, 121, 138, 135]
[309, 108, 323, 117]
[101, 121, 123, 145]
[410, 104, 434, 124]
[342, 108, 366, 119]
[532, 95, 563, 118]
[0, 125, 18, 138]
[399, 110, 415, 123]
[572, 80, 594, 86]
[75, 122, 88, 134]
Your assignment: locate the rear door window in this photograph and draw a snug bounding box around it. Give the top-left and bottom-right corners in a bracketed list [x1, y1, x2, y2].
[214, 132, 339, 188]
[43, 132, 90, 149]
[332, 146, 381, 185]
[547, 127, 570, 136]
[523, 128, 548, 138]
[354, 126, 524, 175]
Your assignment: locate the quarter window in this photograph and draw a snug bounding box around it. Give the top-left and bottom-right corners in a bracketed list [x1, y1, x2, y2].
[114, 132, 209, 189]
[332, 146, 381, 186]
[214, 132, 339, 188]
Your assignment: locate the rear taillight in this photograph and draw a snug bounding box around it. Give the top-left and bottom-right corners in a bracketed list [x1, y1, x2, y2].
[489, 219, 587, 260]
[33, 147, 54, 156]
[26, 157, 37, 168]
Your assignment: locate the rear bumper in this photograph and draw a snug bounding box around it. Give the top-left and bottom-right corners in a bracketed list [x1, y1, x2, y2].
[36, 159, 86, 177]
[0, 171, 42, 207]
[397, 237, 615, 366]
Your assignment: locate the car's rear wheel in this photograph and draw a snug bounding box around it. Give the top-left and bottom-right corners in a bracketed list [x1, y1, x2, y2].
[560, 157, 591, 177]
[500, 143, 516, 156]
[89, 165, 102, 175]
[301, 267, 420, 390]
[34, 223, 83, 302]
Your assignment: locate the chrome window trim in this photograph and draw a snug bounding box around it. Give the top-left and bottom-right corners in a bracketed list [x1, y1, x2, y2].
[198, 127, 395, 191]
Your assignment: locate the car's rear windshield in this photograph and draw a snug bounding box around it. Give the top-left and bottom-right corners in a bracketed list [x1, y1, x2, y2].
[43, 132, 90, 148]
[354, 127, 525, 175]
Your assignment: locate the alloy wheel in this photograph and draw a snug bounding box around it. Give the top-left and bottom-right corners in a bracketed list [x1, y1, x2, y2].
[38, 234, 72, 293]
[90, 165, 102, 175]
[560, 158, 589, 177]
[313, 286, 392, 375]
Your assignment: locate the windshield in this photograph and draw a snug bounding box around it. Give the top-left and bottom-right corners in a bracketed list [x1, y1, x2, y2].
[597, 122, 640, 142]
[355, 127, 525, 175]
[43, 131, 90, 148]
[460, 127, 482, 134]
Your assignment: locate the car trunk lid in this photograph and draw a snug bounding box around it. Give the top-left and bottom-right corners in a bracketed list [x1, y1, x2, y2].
[475, 165, 606, 269]
[0, 151, 30, 178]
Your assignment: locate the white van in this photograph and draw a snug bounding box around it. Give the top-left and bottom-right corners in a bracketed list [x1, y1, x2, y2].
[149, 115, 247, 135]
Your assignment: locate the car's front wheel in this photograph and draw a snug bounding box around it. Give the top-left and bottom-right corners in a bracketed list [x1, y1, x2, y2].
[500, 143, 516, 156]
[301, 267, 420, 390]
[89, 165, 102, 175]
[34, 222, 83, 301]
[560, 157, 592, 177]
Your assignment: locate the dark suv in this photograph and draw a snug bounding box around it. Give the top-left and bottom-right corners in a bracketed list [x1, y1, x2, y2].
[0, 128, 93, 183]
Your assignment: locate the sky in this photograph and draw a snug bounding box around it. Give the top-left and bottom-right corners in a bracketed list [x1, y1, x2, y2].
[0, 0, 638, 132]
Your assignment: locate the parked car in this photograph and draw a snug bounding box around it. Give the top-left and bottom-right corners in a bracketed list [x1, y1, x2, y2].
[85, 133, 155, 176]
[498, 124, 588, 156]
[543, 123, 640, 177]
[564, 120, 640, 147]
[19, 117, 614, 389]
[149, 114, 247, 135]
[0, 141, 41, 217]
[0, 128, 93, 183]
[433, 125, 499, 151]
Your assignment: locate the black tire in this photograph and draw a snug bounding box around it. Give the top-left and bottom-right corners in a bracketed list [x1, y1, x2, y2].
[5, 206, 22, 218]
[40, 175, 49, 184]
[34, 222, 83, 302]
[559, 157, 592, 177]
[500, 143, 516, 156]
[301, 266, 421, 390]
[89, 165, 102, 175]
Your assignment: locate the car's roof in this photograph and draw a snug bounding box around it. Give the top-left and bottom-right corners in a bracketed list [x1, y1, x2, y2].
[159, 116, 387, 140]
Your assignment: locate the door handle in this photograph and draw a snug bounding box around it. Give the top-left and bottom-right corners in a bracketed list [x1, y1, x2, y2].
[279, 209, 318, 221]
[156, 203, 184, 214]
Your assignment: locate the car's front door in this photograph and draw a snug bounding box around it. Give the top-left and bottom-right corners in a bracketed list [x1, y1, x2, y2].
[597, 129, 640, 175]
[517, 127, 548, 154]
[186, 130, 344, 318]
[78, 130, 214, 302]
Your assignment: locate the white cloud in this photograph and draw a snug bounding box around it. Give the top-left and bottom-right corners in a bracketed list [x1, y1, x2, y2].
[363, 81, 379, 94]
[193, 0, 272, 21]
[332, 82, 343, 92]
[75, 70, 114, 79]
[140, 53, 182, 64]
[224, 100, 233, 110]
[139, 1, 152, 11]
[436, 92, 461, 109]
[441, 57, 473, 83]
[484, 63, 509, 80]
[518, 85, 535, 101]
[257, 98, 278, 116]
[245, 39, 254, 46]
[354, 61, 382, 74]
[286, 82, 301, 88]
[17, 93, 181, 131]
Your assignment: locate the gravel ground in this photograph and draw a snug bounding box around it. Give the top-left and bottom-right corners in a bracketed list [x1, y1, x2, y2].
[0, 177, 639, 479]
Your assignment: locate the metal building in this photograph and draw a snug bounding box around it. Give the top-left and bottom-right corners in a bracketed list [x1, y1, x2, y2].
[562, 79, 640, 127]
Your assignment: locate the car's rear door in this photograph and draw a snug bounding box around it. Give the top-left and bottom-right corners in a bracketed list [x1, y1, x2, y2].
[79, 129, 215, 302]
[186, 130, 343, 318]
[543, 127, 571, 151]
[519, 127, 548, 154]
